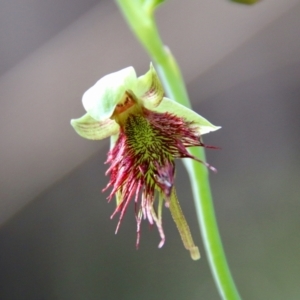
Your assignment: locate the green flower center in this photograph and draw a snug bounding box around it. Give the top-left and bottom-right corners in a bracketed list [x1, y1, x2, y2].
[125, 113, 173, 164]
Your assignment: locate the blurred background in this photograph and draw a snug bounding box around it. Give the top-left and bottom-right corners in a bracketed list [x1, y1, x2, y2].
[0, 0, 300, 299]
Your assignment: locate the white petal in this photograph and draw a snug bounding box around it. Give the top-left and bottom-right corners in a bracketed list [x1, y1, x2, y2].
[82, 67, 137, 121]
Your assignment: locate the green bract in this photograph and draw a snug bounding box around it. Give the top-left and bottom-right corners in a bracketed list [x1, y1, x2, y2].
[71, 63, 220, 140]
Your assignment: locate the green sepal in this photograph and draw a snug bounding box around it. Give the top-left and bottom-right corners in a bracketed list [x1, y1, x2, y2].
[71, 113, 119, 140]
[150, 97, 221, 135]
[136, 63, 164, 107]
[81, 64, 164, 124]
[110, 134, 119, 150]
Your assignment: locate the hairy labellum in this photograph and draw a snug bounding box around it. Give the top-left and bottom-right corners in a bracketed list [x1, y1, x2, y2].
[104, 106, 213, 259]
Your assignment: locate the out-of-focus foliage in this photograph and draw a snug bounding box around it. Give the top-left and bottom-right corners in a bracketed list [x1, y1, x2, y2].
[231, 0, 260, 5]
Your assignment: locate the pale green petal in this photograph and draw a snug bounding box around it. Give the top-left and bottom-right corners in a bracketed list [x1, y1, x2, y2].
[135, 63, 164, 108]
[82, 67, 137, 121]
[152, 97, 221, 135]
[110, 134, 119, 150]
[71, 113, 119, 140]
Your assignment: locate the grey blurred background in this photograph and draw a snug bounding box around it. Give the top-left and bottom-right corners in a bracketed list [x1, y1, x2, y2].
[1, 0, 300, 299]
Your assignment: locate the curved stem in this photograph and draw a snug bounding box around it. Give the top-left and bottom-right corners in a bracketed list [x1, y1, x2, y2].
[115, 1, 241, 299]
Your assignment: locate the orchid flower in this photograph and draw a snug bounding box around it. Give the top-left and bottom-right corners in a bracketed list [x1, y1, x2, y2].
[71, 63, 220, 260]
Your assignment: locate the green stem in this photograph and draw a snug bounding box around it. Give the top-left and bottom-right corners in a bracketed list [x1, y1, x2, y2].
[115, 1, 241, 299]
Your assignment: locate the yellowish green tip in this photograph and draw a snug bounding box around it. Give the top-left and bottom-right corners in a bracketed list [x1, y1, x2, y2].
[189, 246, 201, 260]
